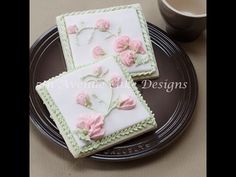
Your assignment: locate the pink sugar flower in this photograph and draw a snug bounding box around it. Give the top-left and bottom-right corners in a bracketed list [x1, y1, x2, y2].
[113, 35, 130, 53]
[92, 46, 106, 59]
[96, 19, 110, 32]
[76, 113, 105, 140]
[129, 39, 146, 54]
[117, 96, 136, 110]
[119, 50, 136, 67]
[76, 92, 91, 107]
[67, 25, 78, 34]
[110, 74, 122, 88]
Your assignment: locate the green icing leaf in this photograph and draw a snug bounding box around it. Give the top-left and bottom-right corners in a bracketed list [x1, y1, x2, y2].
[117, 26, 122, 35]
[76, 128, 91, 142]
[92, 94, 106, 104]
[135, 55, 149, 67]
[105, 34, 115, 39]
[100, 68, 109, 77]
[80, 21, 85, 27]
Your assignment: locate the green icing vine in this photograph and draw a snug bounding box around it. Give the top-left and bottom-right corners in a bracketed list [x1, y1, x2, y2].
[74, 26, 119, 45]
[36, 85, 81, 157]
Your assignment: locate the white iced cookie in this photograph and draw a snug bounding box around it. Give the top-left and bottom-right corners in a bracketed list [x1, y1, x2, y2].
[36, 58, 157, 158]
[56, 3, 159, 80]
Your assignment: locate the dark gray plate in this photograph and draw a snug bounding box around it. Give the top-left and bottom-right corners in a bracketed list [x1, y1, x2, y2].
[30, 22, 198, 161]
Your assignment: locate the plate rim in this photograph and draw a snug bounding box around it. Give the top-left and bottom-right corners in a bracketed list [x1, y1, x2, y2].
[30, 22, 198, 161]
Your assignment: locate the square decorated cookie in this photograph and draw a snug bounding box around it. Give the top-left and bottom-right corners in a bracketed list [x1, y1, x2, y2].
[36, 57, 157, 158]
[56, 3, 159, 80]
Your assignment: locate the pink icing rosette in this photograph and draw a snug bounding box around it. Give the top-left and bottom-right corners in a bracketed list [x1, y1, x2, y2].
[92, 46, 105, 59]
[96, 19, 110, 32]
[119, 50, 136, 67]
[76, 113, 105, 140]
[76, 92, 91, 107]
[67, 25, 78, 34]
[110, 73, 122, 88]
[117, 96, 136, 110]
[129, 39, 146, 54]
[113, 35, 130, 53]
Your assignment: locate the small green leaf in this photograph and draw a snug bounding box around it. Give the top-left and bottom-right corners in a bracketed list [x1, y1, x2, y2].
[79, 128, 88, 135]
[80, 134, 91, 142]
[100, 69, 109, 77]
[117, 26, 121, 35]
[92, 94, 106, 104]
[85, 100, 92, 107]
[92, 94, 98, 99]
[135, 55, 149, 67]
[105, 34, 115, 39]
[80, 21, 85, 25]
[77, 128, 91, 142]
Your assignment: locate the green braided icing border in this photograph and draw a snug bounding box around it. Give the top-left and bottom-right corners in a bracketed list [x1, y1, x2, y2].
[56, 3, 158, 78]
[36, 85, 80, 157]
[35, 57, 157, 158]
[79, 117, 156, 156]
[56, 15, 76, 70]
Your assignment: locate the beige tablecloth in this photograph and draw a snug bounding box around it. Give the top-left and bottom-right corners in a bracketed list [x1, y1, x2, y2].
[30, 0, 206, 176]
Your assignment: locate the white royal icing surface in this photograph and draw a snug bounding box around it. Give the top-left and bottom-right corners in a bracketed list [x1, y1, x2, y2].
[64, 8, 153, 74]
[45, 58, 150, 147]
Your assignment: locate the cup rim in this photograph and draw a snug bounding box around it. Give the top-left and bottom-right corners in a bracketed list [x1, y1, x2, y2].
[161, 0, 207, 18]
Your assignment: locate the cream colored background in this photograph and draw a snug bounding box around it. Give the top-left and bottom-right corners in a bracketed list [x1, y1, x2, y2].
[30, 0, 206, 177]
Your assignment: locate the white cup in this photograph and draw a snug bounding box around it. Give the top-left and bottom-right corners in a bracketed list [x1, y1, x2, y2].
[158, 0, 206, 42]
